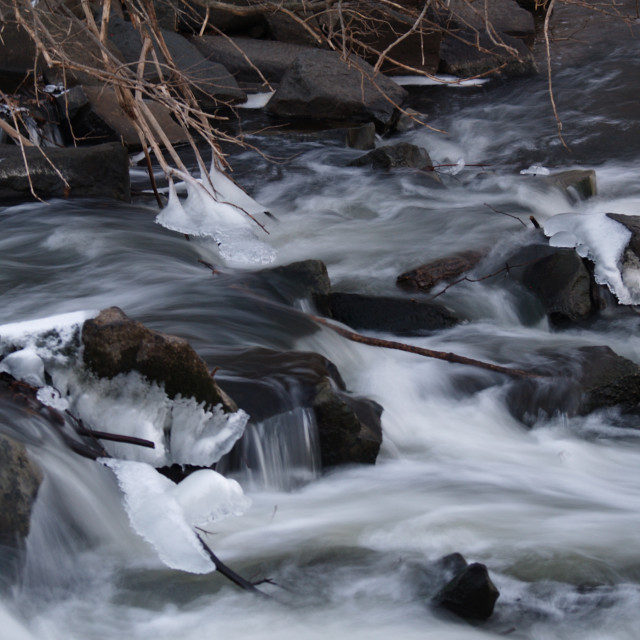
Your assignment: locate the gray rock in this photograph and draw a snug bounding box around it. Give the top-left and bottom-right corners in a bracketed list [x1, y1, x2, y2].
[0, 142, 130, 203]
[397, 251, 485, 293]
[266, 50, 408, 127]
[322, 292, 458, 336]
[346, 123, 376, 150]
[0, 17, 40, 92]
[607, 213, 640, 262]
[0, 434, 42, 545]
[82, 307, 237, 412]
[348, 142, 433, 171]
[547, 169, 597, 200]
[190, 35, 310, 84]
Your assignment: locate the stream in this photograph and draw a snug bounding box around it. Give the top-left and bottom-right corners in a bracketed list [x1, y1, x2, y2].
[2, 24, 640, 640]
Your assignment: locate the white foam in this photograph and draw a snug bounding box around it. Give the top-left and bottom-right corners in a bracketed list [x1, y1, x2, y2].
[544, 212, 634, 303]
[0, 310, 95, 346]
[239, 92, 275, 109]
[393, 74, 489, 87]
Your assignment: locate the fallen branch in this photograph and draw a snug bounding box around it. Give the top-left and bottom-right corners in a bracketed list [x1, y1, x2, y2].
[309, 314, 540, 379]
[196, 531, 270, 597]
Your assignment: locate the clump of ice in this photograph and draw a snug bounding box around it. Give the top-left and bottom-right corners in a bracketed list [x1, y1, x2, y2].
[103, 459, 250, 573]
[240, 92, 275, 109]
[520, 164, 551, 176]
[544, 212, 636, 304]
[156, 162, 276, 266]
[0, 347, 46, 386]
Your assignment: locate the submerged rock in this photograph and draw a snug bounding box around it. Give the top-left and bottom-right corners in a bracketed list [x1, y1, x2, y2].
[0, 434, 42, 545]
[397, 251, 485, 293]
[348, 142, 433, 171]
[507, 345, 640, 424]
[82, 307, 236, 412]
[547, 169, 597, 200]
[321, 291, 458, 336]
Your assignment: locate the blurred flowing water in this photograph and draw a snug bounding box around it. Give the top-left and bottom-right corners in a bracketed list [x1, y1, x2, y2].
[2, 29, 640, 640]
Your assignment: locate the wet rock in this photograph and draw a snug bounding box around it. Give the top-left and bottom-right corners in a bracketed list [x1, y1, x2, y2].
[177, 0, 267, 36]
[607, 213, 640, 259]
[346, 123, 377, 150]
[0, 141, 130, 203]
[72, 85, 188, 147]
[397, 251, 485, 293]
[322, 291, 458, 335]
[215, 347, 383, 468]
[190, 36, 312, 84]
[265, 50, 408, 127]
[433, 561, 500, 621]
[519, 248, 595, 325]
[507, 345, 640, 423]
[82, 307, 237, 412]
[348, 142, 433, 171]
[547, 169, 597, 200]
[0, 434, 43, 545]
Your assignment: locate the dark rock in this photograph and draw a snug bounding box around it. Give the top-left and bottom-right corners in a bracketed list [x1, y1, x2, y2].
[506, 345, 640, 423]
[607, 213, 640, 260]
[0, 434, 42, 545]
[520, 249, 594, 325]
[82, 307, 237, 412]
[190, 35, 310, 84]
[437, 0, 536, 77]
[215, 347, 383, 468]
[266, 50, 408, 127]
[547, 169, 597, 200]
[322, 292, 458, 335]
[433, 562, 500, 621]
[265, 11, 324, 46]
[177, 0, 266, 36]
[0, 142, 130, 203]
[346, 123, 377, 150]
[260, 259, 332, 315]
[0, 18, 40, 92]
[105, 17, 245, 105]
[397, 251, 485, 293]
[55, 85, 90, 122]
[73, 85, 188, 147]
[348, 142, 433, 171]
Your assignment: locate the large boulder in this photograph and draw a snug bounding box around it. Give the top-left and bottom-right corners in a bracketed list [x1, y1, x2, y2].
[0, 142, 130, 203]
[82, 307, 237, 412]
[190, 35, 311, 84]
[70, 85, 189, 147]
[397, 251, 485, 293]
[214, 348, 383, 468]
[0, 18, 40, 92]
[321, 292, 458, 336]
[105, 17, 246, 105]
[507, 345, 640, 424]
[0, 434, 43, 545]
[266, 50, 408, 127]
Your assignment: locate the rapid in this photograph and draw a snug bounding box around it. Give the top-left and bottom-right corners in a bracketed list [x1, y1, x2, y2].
[1, 24, 640, 640]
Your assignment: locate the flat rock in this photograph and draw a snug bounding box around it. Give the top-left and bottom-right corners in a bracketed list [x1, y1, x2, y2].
[0, 142, 130, 203]
[82, 307, 237, 412]
[348, 142, 433, 171]
[190, 36, 310, 85]
[322, 292, 458, 336]
[266, 50, 408, 127]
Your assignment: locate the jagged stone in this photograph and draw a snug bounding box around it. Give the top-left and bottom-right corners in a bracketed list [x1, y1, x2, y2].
[266, 50, 408, 127]
[82, 307, 236, 411]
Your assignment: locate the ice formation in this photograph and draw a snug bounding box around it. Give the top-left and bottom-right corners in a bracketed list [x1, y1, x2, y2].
[156, 161, 276, 265]
[544, 212, 638, 304]
[103, 459, 250, 573]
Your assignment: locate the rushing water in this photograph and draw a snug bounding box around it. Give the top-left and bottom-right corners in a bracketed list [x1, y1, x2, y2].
[2, 23, 640, 640]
